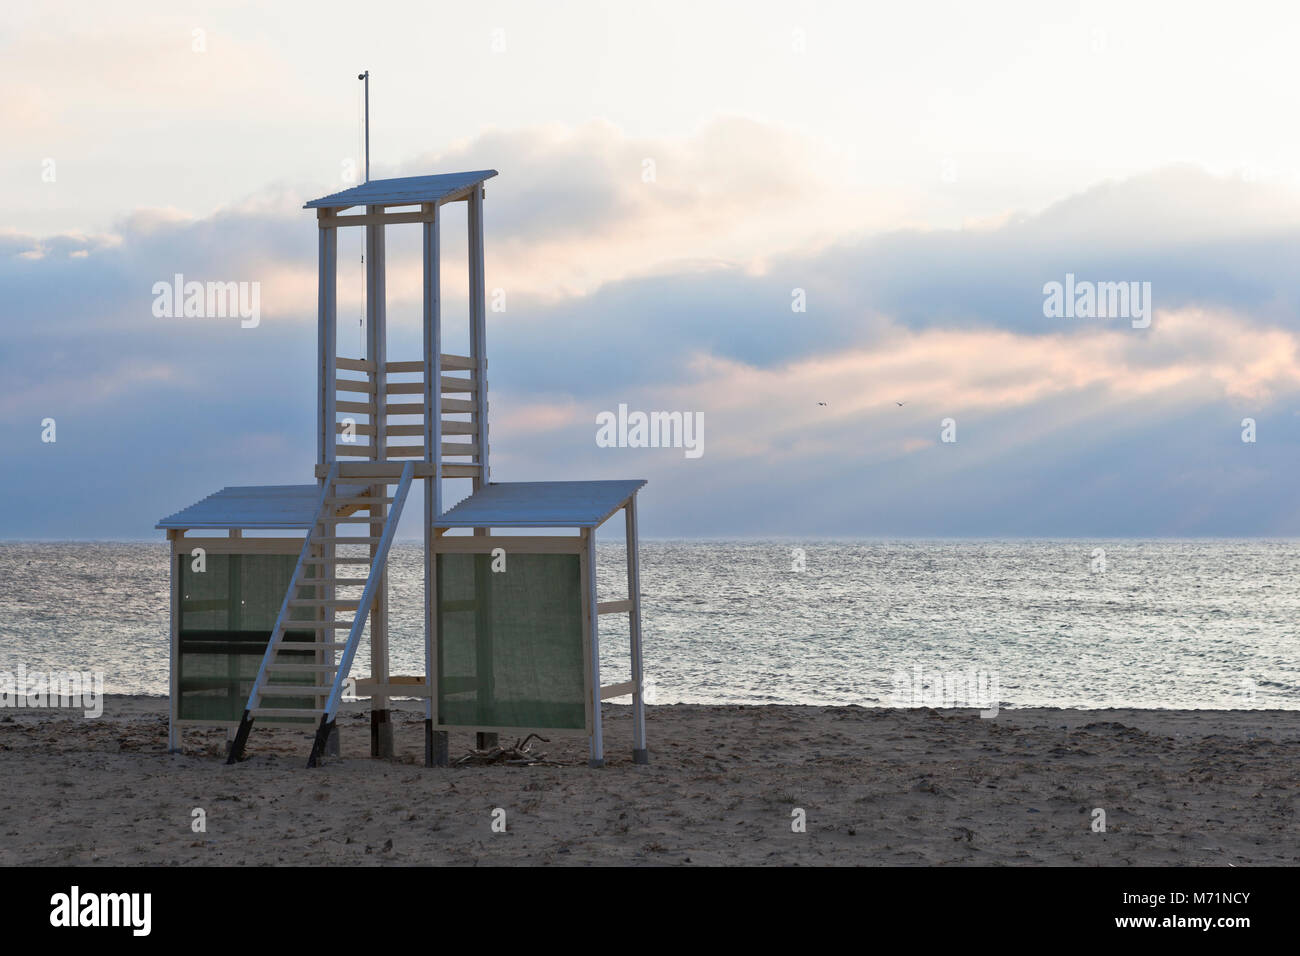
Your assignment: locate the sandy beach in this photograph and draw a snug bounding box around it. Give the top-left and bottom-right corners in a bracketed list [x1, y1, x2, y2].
[0, 696, 1296, 866]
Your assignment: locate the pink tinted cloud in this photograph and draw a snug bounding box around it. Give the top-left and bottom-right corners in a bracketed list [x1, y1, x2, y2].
[630, 307, 1300, 463]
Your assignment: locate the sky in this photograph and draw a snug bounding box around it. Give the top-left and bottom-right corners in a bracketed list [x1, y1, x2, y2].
[4, 0, 1300, 538]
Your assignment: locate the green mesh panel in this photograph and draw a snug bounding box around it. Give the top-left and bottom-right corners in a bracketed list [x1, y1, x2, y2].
[437, 551, 587, 730]
[177, 552, 317, 722]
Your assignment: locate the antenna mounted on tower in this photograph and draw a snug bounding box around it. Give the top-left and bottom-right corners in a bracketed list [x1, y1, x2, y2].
[357, 71, 370, 183]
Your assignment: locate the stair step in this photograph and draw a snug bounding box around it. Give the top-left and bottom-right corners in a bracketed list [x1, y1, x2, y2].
[229, 459, 415, 765]
[261, 684, 335, 695]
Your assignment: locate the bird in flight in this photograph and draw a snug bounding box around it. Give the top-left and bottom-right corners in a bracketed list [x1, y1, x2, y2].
[895, 401, 906, 407]
[817, 402, 828, 406]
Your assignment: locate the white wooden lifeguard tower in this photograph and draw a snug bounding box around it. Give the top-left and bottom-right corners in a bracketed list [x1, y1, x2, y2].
[157, 169, 648, 769]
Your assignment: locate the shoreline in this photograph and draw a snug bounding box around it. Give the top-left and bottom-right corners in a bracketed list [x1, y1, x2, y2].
[2, 697, 1297, 866]
[8, 693, 1300, 714]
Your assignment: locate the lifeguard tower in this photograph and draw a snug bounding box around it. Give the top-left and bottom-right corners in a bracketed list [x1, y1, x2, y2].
[157, 169, 648, 769]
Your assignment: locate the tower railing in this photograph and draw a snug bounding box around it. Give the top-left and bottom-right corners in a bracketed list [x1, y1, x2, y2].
[330, 354, 486, 468]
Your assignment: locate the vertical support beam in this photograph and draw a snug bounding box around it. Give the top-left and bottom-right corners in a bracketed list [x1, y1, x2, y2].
[423, 203, 449, 766]
[367, 207, 388, 465]
[365, 205, 392, 758]
[318, 225, 339, 734]
[468, 187, 498, 752]
[424, 201, 442, 516]
[473, 550, 496, 733]
[626, 496, 648, 763]
[473, 549, 497, 748]
[311, 529, 323, 716]
[228, 551, 242, 700]
[584, 528, 604, 768]
[167, 530, 182, 753]
[317, 537, 334, 728]
[317, 219, 338, 470]
[468, 187, 489, 485]
[431, 539, 451, 767]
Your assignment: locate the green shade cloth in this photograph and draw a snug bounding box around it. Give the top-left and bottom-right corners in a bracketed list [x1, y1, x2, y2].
[176, 553, 317, 722]
[437, 552, 586, 730]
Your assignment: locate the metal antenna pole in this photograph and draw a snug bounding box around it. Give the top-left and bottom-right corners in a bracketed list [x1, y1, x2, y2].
[358, 70, 370, 183]
[356, 71, 370, 352]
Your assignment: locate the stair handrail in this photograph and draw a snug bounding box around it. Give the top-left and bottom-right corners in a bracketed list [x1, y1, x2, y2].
[320, 460, 414, 726]
[242, 461, 339, 714]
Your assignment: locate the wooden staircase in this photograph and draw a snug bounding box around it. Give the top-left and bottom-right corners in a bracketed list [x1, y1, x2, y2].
[227, 460, 415, 767]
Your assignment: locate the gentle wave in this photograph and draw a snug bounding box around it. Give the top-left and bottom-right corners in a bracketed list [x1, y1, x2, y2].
[0, 540, 1297, 709]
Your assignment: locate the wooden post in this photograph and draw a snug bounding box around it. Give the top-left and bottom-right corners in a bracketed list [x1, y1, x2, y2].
[228, 543, 242, 703]
[468, 187, 497, 752]
[423, 203, 449, 766]
[365, 205, 393, 758]
[584, 528, 604, 767]
[473, 547, 495, 735]
[317, 217, 337, 470]
[469, 187, 489, 485]
[317, 216, 339, 757]
[626, 495, 648, 763]
[167, 530, 182, 752]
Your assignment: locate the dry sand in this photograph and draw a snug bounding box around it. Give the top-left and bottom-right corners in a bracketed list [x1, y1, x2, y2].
[0, 696, 1296, 865]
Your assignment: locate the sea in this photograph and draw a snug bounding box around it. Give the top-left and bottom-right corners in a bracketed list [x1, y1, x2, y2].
[1, 540, 1297, 710]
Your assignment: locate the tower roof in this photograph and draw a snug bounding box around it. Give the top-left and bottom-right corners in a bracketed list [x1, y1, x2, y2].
[304, 169, 497, 209]
[435, 480, 647, 528]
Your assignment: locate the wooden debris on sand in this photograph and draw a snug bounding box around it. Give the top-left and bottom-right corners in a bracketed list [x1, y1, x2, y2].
[453, 734, 551, 766]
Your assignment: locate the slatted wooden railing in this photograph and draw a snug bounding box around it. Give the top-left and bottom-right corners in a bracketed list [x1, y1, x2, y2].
[330, 354, 484, 471]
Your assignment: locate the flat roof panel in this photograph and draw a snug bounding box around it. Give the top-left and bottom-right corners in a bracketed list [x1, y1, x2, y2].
[305, 170, 498, 209]
[157, 485, 324, 530]
[435, 480, 647, 528]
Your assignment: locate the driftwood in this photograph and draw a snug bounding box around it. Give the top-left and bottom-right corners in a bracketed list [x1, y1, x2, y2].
[453, 733, 551, 766]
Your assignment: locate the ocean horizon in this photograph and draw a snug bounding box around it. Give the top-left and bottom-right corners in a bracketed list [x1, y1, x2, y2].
[3, 538, 1296, 710]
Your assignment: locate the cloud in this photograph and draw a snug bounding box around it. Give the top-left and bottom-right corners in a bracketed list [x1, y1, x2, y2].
[0, 359, 179, 419]
[6, 128, 1300, 537]
[499, 304, 1295, 485]
[666, 306, 1300, 458]
[384, 116, 882, 301]
[1020, 164, 1300, 245]
[1, 11, 309, 133]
